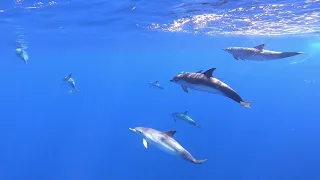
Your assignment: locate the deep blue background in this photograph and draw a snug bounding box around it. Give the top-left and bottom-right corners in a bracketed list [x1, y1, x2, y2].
[1, 0, 320, 180]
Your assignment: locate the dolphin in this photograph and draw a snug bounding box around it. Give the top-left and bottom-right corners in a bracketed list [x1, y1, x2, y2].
[170, 68, 252, 108]
[172, 111, 200, 128]
[15, 48, 29, 64]
[129, 127, 207, 164]
[148, 81, 164, 90]
[63, 73, 80, 92]
[222, 44, 303, 61]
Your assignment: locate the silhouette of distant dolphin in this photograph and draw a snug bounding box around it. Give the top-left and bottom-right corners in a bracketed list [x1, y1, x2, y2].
[148, 81, 164, 90]
[15, 48, 29, 64]
[172, 111, 200, 128]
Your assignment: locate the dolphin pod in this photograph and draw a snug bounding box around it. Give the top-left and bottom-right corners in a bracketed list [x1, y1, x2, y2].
[131, 43, 303, 164]
[13, 39, 303, 165]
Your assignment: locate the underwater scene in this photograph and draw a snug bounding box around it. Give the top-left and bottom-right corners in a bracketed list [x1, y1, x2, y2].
[1, 0, 320, 179]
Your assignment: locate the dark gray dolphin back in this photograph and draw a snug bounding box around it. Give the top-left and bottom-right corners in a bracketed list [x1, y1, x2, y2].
[195, 68, 245, 103]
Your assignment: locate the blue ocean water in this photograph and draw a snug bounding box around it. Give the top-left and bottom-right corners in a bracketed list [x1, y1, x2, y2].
[1, 0, 320, 179]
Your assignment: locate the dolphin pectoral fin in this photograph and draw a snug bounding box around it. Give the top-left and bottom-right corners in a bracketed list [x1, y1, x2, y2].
[181, 85, 188, 93]
[194, 159, 207, 164]
[184, 111, 188, 115]
[254, 44, 265, 51]
[143, 139, 148, 149]
[233, 55, 239, 60]
[240, 101, 253, 108]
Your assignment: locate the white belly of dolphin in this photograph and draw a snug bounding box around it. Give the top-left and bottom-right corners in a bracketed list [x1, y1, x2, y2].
[153, 141, 177, 156]
[185, 83, 222, 95]
[144, 135, 178, 156]
[183, 117, 196, 124]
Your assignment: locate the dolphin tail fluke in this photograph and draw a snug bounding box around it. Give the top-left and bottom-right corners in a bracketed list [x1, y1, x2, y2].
[194, 159, 207, 164]
[240, 101, 252, 108]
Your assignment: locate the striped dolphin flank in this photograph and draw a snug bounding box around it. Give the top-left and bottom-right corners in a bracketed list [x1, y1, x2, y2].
[129, 127, 207, 164]
[170, 68, 252, 108]
[222, 44, 303, 61]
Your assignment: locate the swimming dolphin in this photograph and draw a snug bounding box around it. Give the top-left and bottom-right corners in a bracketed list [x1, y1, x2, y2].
[149, 81, 164, 90]
[129, 127, 207, 164]
[63, 73, 80, 92]
[172, 111, 200, 128]
[15, 48, 29, 64]
[170, 68, 252, 108]
[222, 44, 303, 61]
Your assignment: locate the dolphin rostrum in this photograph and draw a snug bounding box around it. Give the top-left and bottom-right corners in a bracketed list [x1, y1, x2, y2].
[63, 73, 80, 92]
[222, 44, 303, 61]
[149, 81, 164, 90]
[15, 48, 29, 64]
[172, 111, 200, 128]
[129, 127, 207, 164]
[170, 68, 252, 108]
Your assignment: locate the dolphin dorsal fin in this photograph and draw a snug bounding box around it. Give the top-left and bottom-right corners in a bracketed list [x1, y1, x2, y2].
[203, 68, 216, 78]
[155, 81, 158, 84]
[196, 70, 203, 73]
[184, 111, 188, 115]
[254, 44, 265, 51]
[165, 130, 176, 138]
[68, 73, 72, 79]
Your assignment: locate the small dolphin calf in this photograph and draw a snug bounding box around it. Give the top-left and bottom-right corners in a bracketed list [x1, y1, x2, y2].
[170, 68, 252, 108]
[172, 111, 200, 128]
[149, 81, 164, 90]
[222, 44, 303, 61]
[129, 127, 207, 164]
[63, 73, 80, 92]
[15, 48, 29, 64]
